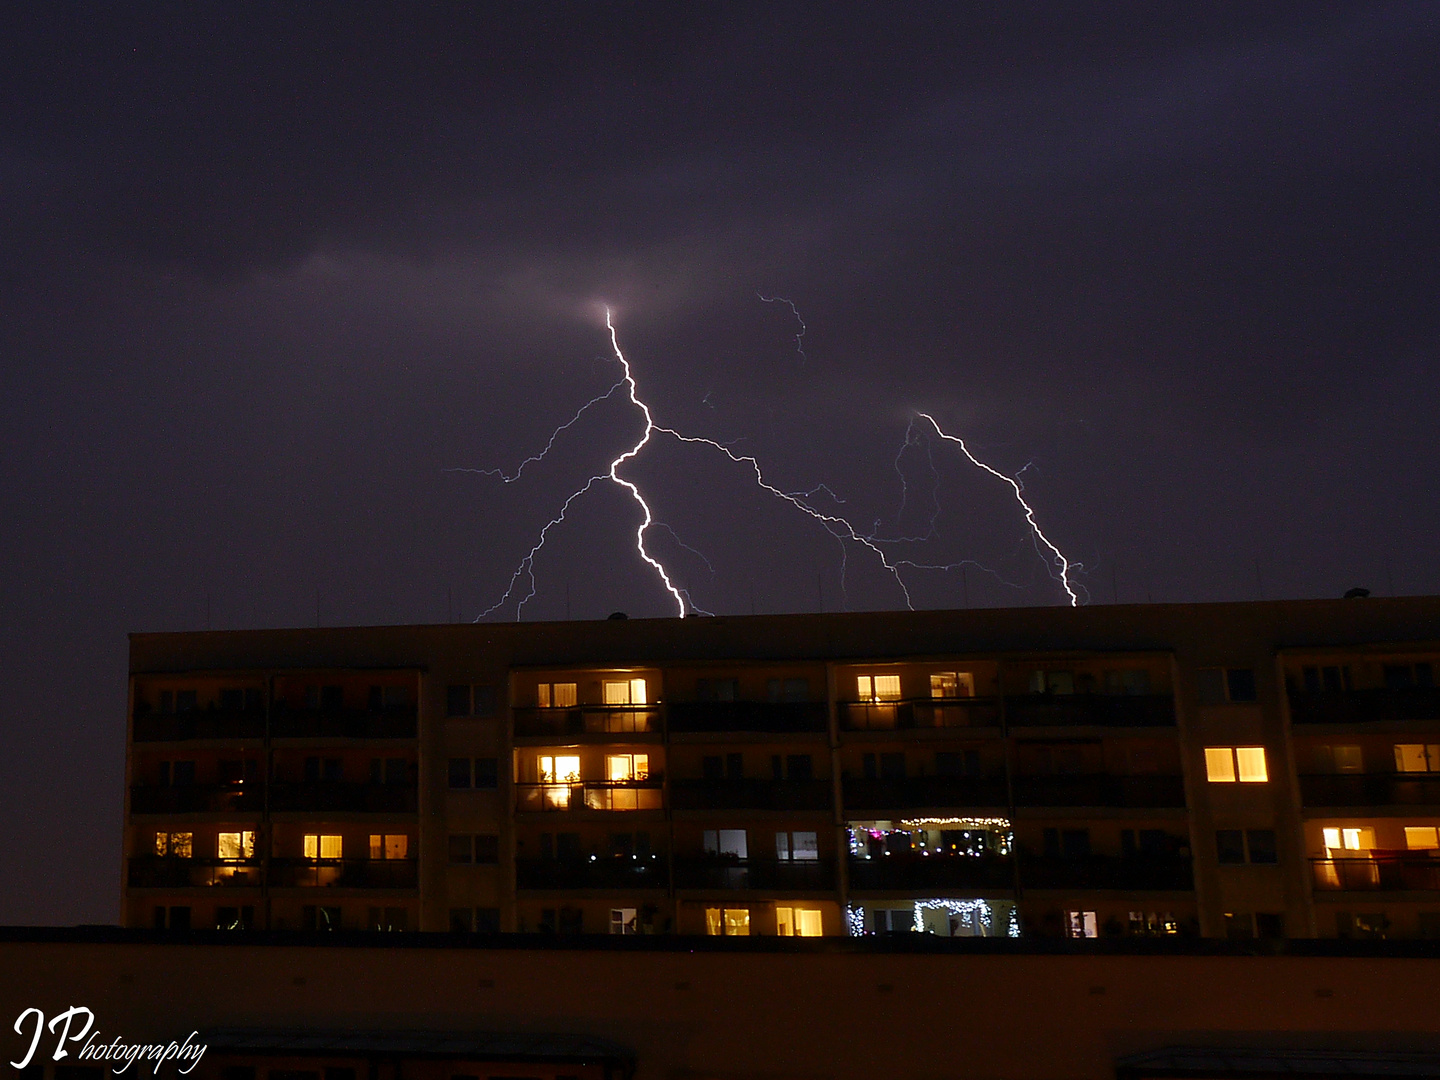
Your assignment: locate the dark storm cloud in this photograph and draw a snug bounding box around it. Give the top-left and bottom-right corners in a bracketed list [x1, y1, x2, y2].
[0, 2, 1438, 923]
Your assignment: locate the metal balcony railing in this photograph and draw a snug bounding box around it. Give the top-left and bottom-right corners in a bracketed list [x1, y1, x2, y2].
[269, 706, 417, 739]
[515, 856, 670, 890]
[126, 857, 264, 888]
[267, 858, 418, 889]
[268, 782, 418, 813]
[668, 701, 828, 733]
[1312, 856, 1440, 891]
[1012, 774, 1187, 808]
[512, 707, 662, 737]
[842, 775, 1009, 811]
[672, 857, 837, 891]
[669, 778, 832, 811]
[132, 710, 267, 742]
[1299, 773, 1440, 807]
[514, 780, 665, 812]
[1289, 688, 1440, 724]
[129, 784, 264, 814]
[1004, 694, 1176, 728]
[847, 855, 1014, 891]
[1018, 854, 1193, 891]
[839, 698, 1001, 731]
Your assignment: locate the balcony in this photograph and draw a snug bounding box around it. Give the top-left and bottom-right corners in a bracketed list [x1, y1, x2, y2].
[1299, 773, 1440, 807]
[1312, 855, 1440, 891]
[1018, 854, 1193, 891]
[132, 709, 266, 742]
[673, 857, 838, 891]
[269, 705, 417, 739]
[669, 701, 827, 734]
[840, 698, 1000, 732]
[127, 857, 263, 888]
[1012, 774, 1187, 808]
[514, 780, 664, 812]
[848, 855, 1014, 891]
[516, 856, 669, 890]
[842, 776, 1008, 811]
[268, 782, 418, 813]
[512, 707, 662, 737]
[1289, 688, 1440, 725]
[1005, 694, 1176, 728]
[670, 778, 832, 811]
[268, 858, 418, 889]
[129, 784, 263, 814]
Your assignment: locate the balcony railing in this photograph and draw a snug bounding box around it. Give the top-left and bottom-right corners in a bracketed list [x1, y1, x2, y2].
[1312, 856, 1440, 891]
[268, 858, 418, 889]
[669, 701, 828, 734]
[1012, 774, 1187, 808]
[1299, 773, 1440, 807]
[269, 706, 417, 739]
[516, 856, 670, 890]
[842, 776, 1008, 811]
[1004, 694, 1176, 727]
[673, 857, 837, 891]
[840, 698, 1001, 731]
[514, 780, 665, 812]
[669, 778, 832, 811]
[132, 710, 266, 742]
[268, 782, 418, 813]
[127, 857, 264, 888]
[1018, 854, 1193, 891]
[512, 707, 662, 737]
[1289, 688, 1440, 725]
[129, 784, 264, 814]
[848, 855, 1014, 891]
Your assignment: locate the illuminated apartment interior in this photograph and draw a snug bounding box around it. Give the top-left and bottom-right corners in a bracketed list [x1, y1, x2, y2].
[123, 598, 1440, 939]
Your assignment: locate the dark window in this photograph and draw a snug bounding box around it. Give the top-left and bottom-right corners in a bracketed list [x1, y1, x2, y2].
[609, 832, 633, 857]
[304, 756, 321, 782]
[1055, 746, 1084, 774]
[472, 685, 497, 716]
[635, 831, 651, 857]
[171, 760, 195, 785]
[474, 835, 499, 864]
[539, 908, 556, 933]
[1323, 665, 1347, 693]
[1139, 829, 1168, 856]
[1224, 913, 1254, 940]
[556, 832, 581, 860]
[245, 758, 260, 782]
[880, 753, 906, 780]
[1226, 668, 1258, 702]
[383, 686, 406, 709]
[474, 757, 499, 788]
[768, 677, 810, 702]
[218, 759, 244, 783]
[786, 755, 813, 781]
[321, 685, 344, 711]
[246, 687, 262, 711]
[1216, 830, 1246, 864]
[305, 685, 321, 709]
[323, 757, 342, 781]
[771, 754, 784, 780]
[220, 688, 244, 711]
[1417, 663, 1434, 688]
[862, 753, 878, 780]
[475, 907, 500, 933]
[370, 758, 382, 784]
[153, 905, 166, 928]
[168, 906, 190, 929]
[1417, 912, 1440, 939]
[539, 833, 554, 860]
[1247, 829, 1278, 864]
[700, 678, 739, 702]
[1197, 668, 1226, 705]
[175, 689, 197, 712]
[1254, 913, 1284, 939]
[158, 760, 171, 785]
[446, 684, 471, 716]
[448, 835, 473, 864]
[726, 752, 744, 780]
[1061, 829, 1090, 859]
[302, 904, 317, 930]
[703, 755, 723, 780]
[384, 758, 409, 786]
[448, 758, 472, 788]
[1121, 829, 1137, 858]
[1043, 828, 1061, 858]
[1384, 664, 1415, 691]
[936, 752, 962, 777]
[383, 906, 407, 931]
[559, 907, 584, 934]
[1302, 665, 1321, 693]
[449, 908, 474, 933]
[159, 690, 174, 713]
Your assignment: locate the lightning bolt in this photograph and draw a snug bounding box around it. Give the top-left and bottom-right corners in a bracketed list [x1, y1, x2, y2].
[917, 412, 1081, 607]
[757, 293, 807, 364]
[463, 309, 1080, 619]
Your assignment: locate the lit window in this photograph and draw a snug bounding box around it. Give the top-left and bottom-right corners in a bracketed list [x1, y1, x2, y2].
[603, 678, 647, 705]
[1404, 826, 1440, 850]
[703, 829, 748, 858]
[1332, 745, 1363, 772]
[1205, 747, 1267, 783]
[777, 907, 824, 937]
[538, 755, 581, 783]
[1236, 747, 1268, 783]
[154, 832, 192, 857]
[217, 831, 255, 861]
[1395, 744, 1440, 773]
[1323, 827, 1375, 852]
[303, 834, 342, 860]
[606, 753, 649, 781]
[154, 832, 167, 856]
[538, 682, 578, 708]
[369, 834, 409, 859]
[725, 908, 750, 935]
[1066, 910, 1098, 938]
[537, 683, 550, 708]
[857, 674, 902, 702]
[610, 907, 637, 935]
[930, 672, 975, 699]
[1205, 747, 1237, 783]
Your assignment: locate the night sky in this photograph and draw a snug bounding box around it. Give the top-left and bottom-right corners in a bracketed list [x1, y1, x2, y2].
[2, 4, 1437, 923]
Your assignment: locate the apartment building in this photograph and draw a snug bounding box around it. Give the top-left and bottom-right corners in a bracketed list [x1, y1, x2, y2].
[122, 596, 1440, 939]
